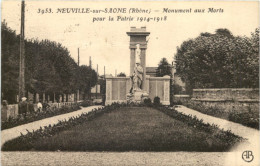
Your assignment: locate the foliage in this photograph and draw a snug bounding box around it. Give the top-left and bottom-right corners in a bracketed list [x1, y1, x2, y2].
[143, 98, 152, 106]
[117, 72, 126, 77]
[98, 79, 106, 105]
[173, 84, 183, 94]
[1, 21, 20, 103]
[2, 104, 119, 151]
[77, 65, 97, 99]
[153, 96, 161, 106]
[183, 101, 259, 129]
[156, 58, 172, 77]
[175, 28, 259, 89]
[1, 103, 80, 130]
[98, 79, 106, 95]
[228, 111, 259, 129]
[155, 106, 243, 145]
[1, 22, 97, 103]
[172, 99, 183, 105]
[80, 100, 93, 107]
[2, 103, 244, 151]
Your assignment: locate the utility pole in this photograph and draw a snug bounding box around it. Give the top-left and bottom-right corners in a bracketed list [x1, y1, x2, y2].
[19, 0, 25, 100]
[102, 66, 106, 106]
[89, 56, 92, 100]
[77, 48, 80, 102]
[96, 64, 98, 99]
[115, 69, 117, 77]
[77, 48, 80, 65]
[89, 56, 92, 68]
[104, 66, 106, 80]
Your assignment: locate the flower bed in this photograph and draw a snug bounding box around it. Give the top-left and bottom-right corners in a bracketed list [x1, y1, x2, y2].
[182, 101, 259, 130]
[2, 103, 244, 151]
[1, 103, 80, 130]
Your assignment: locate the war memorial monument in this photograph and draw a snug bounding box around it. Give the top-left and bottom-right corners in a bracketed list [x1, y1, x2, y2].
[105, 27, 170, 105]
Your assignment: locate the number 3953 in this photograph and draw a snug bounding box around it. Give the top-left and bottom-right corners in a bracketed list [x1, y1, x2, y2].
[37, 8, 53, 14]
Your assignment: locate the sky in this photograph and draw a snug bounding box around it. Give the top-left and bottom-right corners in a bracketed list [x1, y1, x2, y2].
[1, 1, 259, 76]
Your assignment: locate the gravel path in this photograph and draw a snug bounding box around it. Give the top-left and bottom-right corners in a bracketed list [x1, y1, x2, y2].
[1, 152, 228, 166]
[1, 105, 102, 147]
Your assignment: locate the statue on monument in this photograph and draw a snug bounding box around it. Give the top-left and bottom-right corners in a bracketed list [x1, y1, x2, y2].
[130, 44, 143, 93]
[133, 62, 143, 91]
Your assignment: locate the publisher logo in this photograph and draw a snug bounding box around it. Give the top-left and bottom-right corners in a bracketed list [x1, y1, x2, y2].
[242, 151, 254, 162]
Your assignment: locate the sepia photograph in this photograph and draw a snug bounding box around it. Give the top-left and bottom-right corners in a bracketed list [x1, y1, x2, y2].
[1, 1, 259, 165]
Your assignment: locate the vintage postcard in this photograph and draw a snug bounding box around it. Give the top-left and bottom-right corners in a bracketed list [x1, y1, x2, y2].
[1, 1, 259, 166]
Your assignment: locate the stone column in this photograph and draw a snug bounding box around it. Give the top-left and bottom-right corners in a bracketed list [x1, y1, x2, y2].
[105, 77, 112, 105]
[64, 94, 67, 102]
[141, 48, 146, 90]
[77, 90, 80, 102]
[130, 44, 136, 76]
[36, 93, 39, 103]
[59, 95, 62, 103]
[43, 92, 45, 102]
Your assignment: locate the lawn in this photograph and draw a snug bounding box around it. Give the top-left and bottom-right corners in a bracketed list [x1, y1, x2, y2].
[4, 106, 242, 151]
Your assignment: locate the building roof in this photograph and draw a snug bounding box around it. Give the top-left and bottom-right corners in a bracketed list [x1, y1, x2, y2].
[146, 67, 157, 73]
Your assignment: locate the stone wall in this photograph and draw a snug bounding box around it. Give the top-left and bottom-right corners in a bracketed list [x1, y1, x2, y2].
[148, 76, 170, 105]
[192, 88, 259, 113]
[105, 77, 130, 105]
[105, 75, 170, 105]
[1, 102, 76, 121]
[173, 95, 191, 104]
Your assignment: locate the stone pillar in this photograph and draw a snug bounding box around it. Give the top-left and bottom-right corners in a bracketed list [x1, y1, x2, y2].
[64, 94, 67, 102]
[36, 93, 39, 103]
[71, 94, 75, 102]
[59, 95, 62, 103]
[163, 76, 171, 105]
[77, 90, 80, 101]
[141, 48, 146, 90]
[130, 44, 136, 76]
[43, 93, 45, 102]
[105, 77, 113, 105]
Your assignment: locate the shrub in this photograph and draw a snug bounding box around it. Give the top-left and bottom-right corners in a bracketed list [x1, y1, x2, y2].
[81, 100, 93, 107]
[143, 98, 152, 107]
[153, 96, 161, 106]
[1, 103, 80, 130]
[172, 100, 183, 105]
[183, 101, 259, 130]
[229, 112, 259, 129]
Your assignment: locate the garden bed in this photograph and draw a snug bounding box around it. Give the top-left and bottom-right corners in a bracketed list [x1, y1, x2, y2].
[1, 103, 80, 130]
[2, 103, 244, 152]
[182, 101, 259, 130]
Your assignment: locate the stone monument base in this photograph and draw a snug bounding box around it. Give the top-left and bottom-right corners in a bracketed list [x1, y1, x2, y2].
[127, 90, 149, 103]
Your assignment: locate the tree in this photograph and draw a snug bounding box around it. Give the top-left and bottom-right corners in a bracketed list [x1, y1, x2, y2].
[215, 28, 233, 38]
[156, 58, 172, 77]
[1, 22, 98, 103]
[173, 84, 183, 94]
[117, 72, 126, 77]
[77, 65, 97, 100]
[1, 21, 20, 103]
[174, 28, 259, 89]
